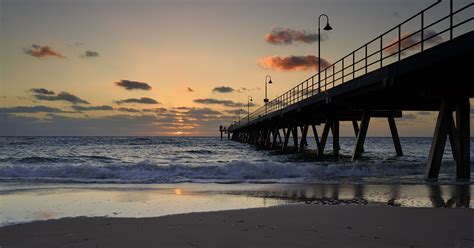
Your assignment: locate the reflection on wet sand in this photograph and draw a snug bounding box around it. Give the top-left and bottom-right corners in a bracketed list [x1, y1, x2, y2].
[234, 184, 471, 208]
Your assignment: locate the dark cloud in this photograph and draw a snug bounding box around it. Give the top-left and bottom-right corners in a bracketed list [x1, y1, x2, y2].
[384, 29, 443, 55]
[193, 98, 254, 107]
[185, 108, 222, 118]
[187, 87, 195, 92]
[225, 109, 248, 115]
[81, 50, 100, 58]
[401, 114, 417, 120]
[115, 80, 152, 91]
[264, 27, 326, 45]
[118, 107, 141, 113]
[143, 107, 168, 113]
[24, 44, 65, 58]
[258, 55, 330, 71]
[34, 91, 90, 105]
[115, 97, 159, 105]
[174, 106, 193, 111]
[0, 106, 67, 113]
[417, 111, 431, 116]
[212, 86, 235, 93]
[0, 113, 160, 136]
[72, 105, 113, 112]
[29, 88, 55, 95]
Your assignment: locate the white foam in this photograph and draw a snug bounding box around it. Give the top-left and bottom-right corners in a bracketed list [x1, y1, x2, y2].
[0, 159, 443, 184]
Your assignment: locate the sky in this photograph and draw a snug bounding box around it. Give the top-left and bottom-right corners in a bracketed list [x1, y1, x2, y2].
[0, 0, 472, 136]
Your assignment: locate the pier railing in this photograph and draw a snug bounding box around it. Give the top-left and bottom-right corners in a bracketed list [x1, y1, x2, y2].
[230, 0, 473, 129]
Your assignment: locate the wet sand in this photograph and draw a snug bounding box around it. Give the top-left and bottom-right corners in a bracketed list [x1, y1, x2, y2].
[1, 204, 473, 248]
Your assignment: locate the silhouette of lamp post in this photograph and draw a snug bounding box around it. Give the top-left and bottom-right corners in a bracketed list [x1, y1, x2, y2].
[264, 75, 273, 115]
[247, 96, 253, 123]
[318, 14, 333, 94]
[238, 108, 243, 125]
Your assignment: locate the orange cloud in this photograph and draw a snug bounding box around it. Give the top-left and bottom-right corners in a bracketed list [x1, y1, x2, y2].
[384, 29, 442, 55]
[24, 44, 65, 58]
[264, 27, 324, 45]
[257, 55, 330, 71]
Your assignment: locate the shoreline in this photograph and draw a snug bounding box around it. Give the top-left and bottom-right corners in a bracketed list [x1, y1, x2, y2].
[1, 204, 473, 248]
[1, 182, 472, 228]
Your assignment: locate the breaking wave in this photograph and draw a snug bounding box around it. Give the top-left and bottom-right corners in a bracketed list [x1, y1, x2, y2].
[0, 160, 436, 184]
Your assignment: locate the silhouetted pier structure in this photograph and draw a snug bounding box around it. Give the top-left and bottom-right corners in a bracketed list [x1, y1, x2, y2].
[225, 0, 473, 181]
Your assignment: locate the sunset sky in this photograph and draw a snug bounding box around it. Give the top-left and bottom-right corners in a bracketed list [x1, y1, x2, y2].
[1, 0, 472, 136]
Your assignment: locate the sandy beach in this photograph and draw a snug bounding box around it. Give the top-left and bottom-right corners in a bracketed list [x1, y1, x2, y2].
[1, 204, 473, 248]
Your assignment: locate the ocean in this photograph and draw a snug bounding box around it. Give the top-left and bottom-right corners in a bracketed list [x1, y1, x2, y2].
[0, 136, 471, 184]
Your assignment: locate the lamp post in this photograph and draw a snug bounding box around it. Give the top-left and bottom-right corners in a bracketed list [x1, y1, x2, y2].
[238, 108, 242, 125]
[318, 14, 333, 94]
[264, 75, 273, 115]
[247, 96, 253, 123]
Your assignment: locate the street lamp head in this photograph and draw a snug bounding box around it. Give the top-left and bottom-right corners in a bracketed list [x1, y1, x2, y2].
[268, 79, 273, 84]
[323, 22, 333, 31]
[250, 98, 253, 101]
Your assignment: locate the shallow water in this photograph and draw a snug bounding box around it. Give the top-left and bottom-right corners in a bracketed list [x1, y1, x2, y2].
[1, 136, 473, 184]
[0, 183, 472, 227]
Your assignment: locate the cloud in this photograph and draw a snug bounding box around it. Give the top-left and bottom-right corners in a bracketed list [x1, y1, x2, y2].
[225, 109, 248, 115]
[72, 105, 113, 112]
[174, 106, 193, 111]
[185, 108, 222, 118]
[29, 88, 55, 95]
[193, 98, 254, 107]
[0, 106, 67, 113]
[417, 111, 431, 116]
[115, 97, 159, 105]
[24, 44, 65, 58]
[143, 107, 168, 113]
[81, 50, 100, 58]
[118, 107, 141, 113]
[258, 55, 330, 71]
[0, 113, 161, 136]
[212, 86, 235, 93]
[238, 87, 261, 92]
[34, 91, 90, 105]
[186, 87, 194, 92]
[264, 27, 325, 45]
[384, 29, 443, 55]
[114, 80, 152, 91]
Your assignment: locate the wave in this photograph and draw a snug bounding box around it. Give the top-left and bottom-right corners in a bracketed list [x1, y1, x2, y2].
[0, 159, 444, 184]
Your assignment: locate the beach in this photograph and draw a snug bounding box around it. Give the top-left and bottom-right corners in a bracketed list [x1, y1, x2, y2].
[1, 204, 473, 248]
[1, 183, 473, 247]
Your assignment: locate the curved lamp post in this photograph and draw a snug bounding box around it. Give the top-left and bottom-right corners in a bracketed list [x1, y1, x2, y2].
[318, 14, 333, 94]
[247, 95, 253, 123]
[264, 75, 273, 115]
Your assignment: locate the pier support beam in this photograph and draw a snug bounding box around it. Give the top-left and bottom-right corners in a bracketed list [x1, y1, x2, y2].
[455, 98, 470, 180]
[425, 98, 470, 181]
[388, 116, 403, 156]
[299, 124, 309, 152]
[426, 101, 452, 180]
[312, 124, 321, 152]
[352, 111, 371, 161]
[292, 125, 299, 151]
[318, 120, 332, 156]
[352, 120, 364, 153]
[282, 125, 291, 151]
[332, 120, 340, 157]
[271, 125, 279, 148]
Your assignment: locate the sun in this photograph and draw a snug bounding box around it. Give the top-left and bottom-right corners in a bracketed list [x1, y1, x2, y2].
[175, 131, 183, 135]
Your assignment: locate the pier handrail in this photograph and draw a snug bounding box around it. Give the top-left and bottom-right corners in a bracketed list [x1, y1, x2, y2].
[230, 0, 473, 130]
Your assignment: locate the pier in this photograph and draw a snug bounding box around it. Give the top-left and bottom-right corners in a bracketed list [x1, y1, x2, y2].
[224, 0, 473, 180]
